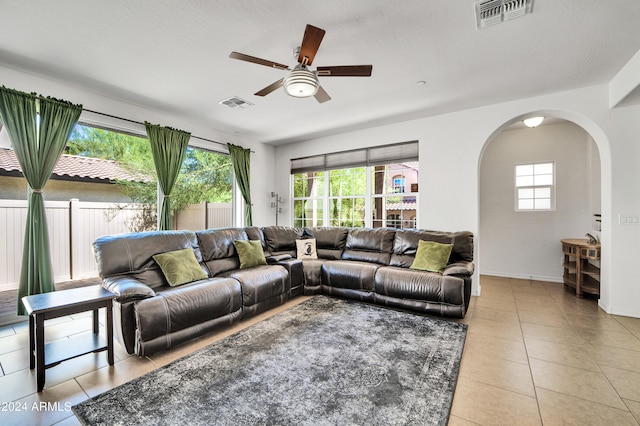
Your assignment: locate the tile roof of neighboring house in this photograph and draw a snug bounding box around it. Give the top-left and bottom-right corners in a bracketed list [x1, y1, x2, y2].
[0, 148, 151, 183]
[386, 201, 417, 211]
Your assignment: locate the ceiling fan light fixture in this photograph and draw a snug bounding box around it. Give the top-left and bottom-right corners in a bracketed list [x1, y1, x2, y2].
[283, 65, 319, 98]
[523, 116, 544, 128]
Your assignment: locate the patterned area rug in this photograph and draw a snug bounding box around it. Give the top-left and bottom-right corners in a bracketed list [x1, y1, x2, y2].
[73, 296, 467, 425]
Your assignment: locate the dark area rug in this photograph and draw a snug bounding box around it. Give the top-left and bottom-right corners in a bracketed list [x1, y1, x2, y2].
[73, 296, 467, 426]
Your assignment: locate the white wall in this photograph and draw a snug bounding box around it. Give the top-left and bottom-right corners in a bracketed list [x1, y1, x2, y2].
[0, 64, 276, 227]
[479, 121, 600, 282]
[274, 83, 640, 318]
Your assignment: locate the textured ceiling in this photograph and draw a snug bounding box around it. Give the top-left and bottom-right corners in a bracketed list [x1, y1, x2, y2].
[1, 0, 639, 145]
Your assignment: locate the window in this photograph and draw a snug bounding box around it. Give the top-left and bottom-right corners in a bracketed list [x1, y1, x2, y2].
[67, 124, 234, 230]
[292, 142, 419, 229]
[392, 175, 405, 193]
[515, 162, 554, 211]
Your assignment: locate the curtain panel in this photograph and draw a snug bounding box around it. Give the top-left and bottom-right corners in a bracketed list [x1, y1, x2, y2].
[145, 122, 191, 230]
[227, 143, 252, 226]
[0, 87, 82, 314]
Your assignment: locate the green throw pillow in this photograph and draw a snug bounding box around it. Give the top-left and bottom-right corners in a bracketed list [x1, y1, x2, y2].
[235, 240, 267, 269]
[410, 240, 453, 273]
[153, 248, 207, 287]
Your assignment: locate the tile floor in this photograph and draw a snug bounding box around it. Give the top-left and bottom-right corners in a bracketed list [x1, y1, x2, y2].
[0, 275, 638, 425]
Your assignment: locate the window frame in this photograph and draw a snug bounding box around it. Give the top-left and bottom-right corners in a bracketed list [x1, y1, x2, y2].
[514, 161, 555, 212]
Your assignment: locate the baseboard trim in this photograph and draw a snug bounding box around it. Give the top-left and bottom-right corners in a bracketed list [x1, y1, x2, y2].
[480, 272, 563, 284]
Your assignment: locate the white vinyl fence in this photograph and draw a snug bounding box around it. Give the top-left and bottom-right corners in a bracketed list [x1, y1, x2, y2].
[0, 199, 232, 291]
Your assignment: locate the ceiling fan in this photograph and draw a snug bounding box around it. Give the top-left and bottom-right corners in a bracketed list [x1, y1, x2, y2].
[229, 24, 372, 103]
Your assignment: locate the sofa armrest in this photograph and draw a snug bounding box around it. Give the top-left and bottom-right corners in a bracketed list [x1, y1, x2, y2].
[442, 262, 475, 277]
[102, 276, 156, 304]
[266, 254, 293, 264]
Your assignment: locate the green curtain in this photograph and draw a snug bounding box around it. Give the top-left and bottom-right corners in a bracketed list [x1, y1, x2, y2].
[145, 122, 190, 230]
[227, 143, 252, 226]
[0, 87, 82, 315]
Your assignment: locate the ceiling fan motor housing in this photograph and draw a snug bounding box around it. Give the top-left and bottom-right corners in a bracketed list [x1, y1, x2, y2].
[283, 65, 319, 97]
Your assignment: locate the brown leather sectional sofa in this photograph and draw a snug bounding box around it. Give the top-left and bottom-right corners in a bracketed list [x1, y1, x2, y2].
[93, 226, 474, 356]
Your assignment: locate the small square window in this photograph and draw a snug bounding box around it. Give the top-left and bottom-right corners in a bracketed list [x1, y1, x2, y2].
[515, 162, 554, 211]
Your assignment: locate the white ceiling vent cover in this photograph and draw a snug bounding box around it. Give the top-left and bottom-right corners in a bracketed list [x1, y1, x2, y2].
[475, 0, 533, 29]
[219, 96, 254, 109]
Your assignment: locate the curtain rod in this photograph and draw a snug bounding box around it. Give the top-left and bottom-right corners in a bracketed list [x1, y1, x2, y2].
[83, 108, 253, 152]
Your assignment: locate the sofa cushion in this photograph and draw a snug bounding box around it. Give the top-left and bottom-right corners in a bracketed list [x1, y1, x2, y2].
[341, 228, 395, 265]
[303, 227, 348, 260]
[234, 240, 267, 269]
[375, 266, 464, 306]
[219, 265, 289, 307]
[196, 228, 247, 261]
[391, 229, 474, 267]
[93, 230, 201, 289]
[410, 240, 452, 273]
[262, 226, 305, 253]
[152, 248, 208, 286]
[322, 260, 379, 292]
[296, 238, 318, 259]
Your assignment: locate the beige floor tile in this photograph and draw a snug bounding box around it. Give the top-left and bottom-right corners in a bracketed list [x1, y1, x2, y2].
[536, 387, 638, 426]
[447, 414, 481, 425]
[51, 415, 82, 426]
[463, 332, 529, 364]
[521, 322, 584, 345]
[475, 295, 517, 312]
[517, 310, 570, 328]
[529, 358, 627, 410]
[566, 313, 631, 333]
[0, 367, 39, 403]
[459, 349, 535, 396]
[585, 344, 640, 374]
[476, 288, 515, 302]
[525, 337, 600, 372]
[601, 366, 640, 402]
[43, 352, 112, 391]
[515, 300, 564, 315]
[467, 317, 523, 342]
[575, 325, 640, 352]
[472, 306, 520, 324]
[624, 398, 640, 423]
[0, 379, 87, 426]
[0, 331, 30, 355]
[0, 347, 30, 375]
[451, 377, 541, 426]
[75, 355, 159, 398]
[615, 315, 640, 332]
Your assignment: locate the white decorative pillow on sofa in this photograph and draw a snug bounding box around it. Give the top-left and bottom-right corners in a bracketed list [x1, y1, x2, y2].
[296, 239, 318, 260]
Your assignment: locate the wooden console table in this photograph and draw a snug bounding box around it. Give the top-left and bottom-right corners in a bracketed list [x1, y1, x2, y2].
[561, 239, 601, 298]
[21, 285, 115, 392]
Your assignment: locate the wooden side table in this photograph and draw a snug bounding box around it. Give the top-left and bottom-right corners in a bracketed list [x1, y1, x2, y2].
[21, 285, 115, 392]
[561, 239, 601, 298]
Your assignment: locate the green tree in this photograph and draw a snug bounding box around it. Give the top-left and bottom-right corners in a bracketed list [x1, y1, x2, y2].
[67, 125, 232, 231]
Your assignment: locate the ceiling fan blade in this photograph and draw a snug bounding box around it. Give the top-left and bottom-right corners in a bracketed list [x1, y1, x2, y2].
[316, 65, 373, 77]
[314, 86, 331, 103]
[255, 78, 284, 96]
[298, 24, 325, 66]
[229, 51, 289, 70]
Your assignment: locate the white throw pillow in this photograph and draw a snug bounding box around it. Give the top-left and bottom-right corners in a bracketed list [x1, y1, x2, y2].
[296, 239, 318, 260]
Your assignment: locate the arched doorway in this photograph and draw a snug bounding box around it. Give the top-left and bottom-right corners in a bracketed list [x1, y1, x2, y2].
[477, 112, 611, 310]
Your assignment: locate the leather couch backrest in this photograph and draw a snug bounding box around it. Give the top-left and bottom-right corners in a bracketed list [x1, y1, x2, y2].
[390, 229, 474, 268]
[262, 226, 304, 256]
[93, 230, 202, 288]
[196, 228, 247, 276]
[304, 227, 349, 260]
[341, 228, 396, 265]
[245, 226, 268, 251]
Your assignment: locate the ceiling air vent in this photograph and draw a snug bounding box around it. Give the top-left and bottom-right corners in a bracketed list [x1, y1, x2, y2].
[219, 96, 254, 109]
[475, 0, 533, 29]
